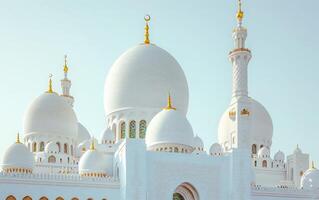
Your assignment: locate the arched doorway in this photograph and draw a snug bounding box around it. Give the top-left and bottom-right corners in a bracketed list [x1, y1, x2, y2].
[173, 182, 199, 200]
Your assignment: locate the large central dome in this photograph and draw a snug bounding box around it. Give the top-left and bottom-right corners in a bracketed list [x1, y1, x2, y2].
[104, 44, 189, 115]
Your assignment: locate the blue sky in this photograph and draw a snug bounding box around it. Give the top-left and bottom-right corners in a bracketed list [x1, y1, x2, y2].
[0, 0, 318, 165]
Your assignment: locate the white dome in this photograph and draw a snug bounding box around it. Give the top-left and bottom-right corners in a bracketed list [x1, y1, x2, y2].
[145, 109, 194, 149]
[274, 150, 285, 161]
[193, 136, 204, 149]
[104, 44, 189, 115]
[218, 98, 273, 149]
[45, 141, 59, 154]
[209, 143, 223, 156]
[258, 147, 270, 158]
[79, 149, 112, 176]
[23, 93, 78, 139]
[100, 128, 115, 143]
[77, 123, 91, 144]
[1, 142, 34, 172]
[301, 167, 319, 190]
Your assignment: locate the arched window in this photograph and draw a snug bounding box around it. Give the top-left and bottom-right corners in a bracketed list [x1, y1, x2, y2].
[40, 142, 45, 152]
[260, 145, 264, 149]
[64, 143, 68, 154]
[32, 142, 37, 152]
[60, 158, 62, 163]
[48, 155, 56, 163]
[23, 196, 32, 200]
[56, 142, 61, 152]
[252, 144, 257, 154]
[254, 160, 257, 167]
[139, 120, 147, 139]
[87, 198, 93, 200]
[5, 195, 16, 200]
[56, 197, 64, 200]
[120, 122, 126, 139]
[129, 120, 136, 138]
[70, 145, 73, 156]
[71, 198, 79, 200]
[262, 160, 267, 168]
[39, 197, 48, 200]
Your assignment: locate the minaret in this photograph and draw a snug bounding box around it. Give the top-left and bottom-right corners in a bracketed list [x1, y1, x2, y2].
[60, 55, 74, 106]
[229, 0, 251, 103]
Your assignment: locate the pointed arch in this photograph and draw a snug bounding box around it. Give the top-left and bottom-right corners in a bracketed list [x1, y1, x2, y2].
[48, 155, 56, 163]
[120, 121, 126, 139]
[39, 197, 49, 200]
[39, 142, 45, 152]
[139, 120, 147, 139]
[32, 142, 37, 152]
[56, 197, 64, 200]
[22, 196, 32, 200]
[262, 160, 267, 168]
[129, 120, 136, 138]
[252, 144, 257, 154]
[5, 195, 16, 200]
[174, 182, 199, 200]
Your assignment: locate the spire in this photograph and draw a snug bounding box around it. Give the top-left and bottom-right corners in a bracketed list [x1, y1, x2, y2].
[236, 0, 244, 25]
[164, 93, 176, 110]
[46, 74, 54, 93]
[16, 132, 21, 144]
[63, 55, 68, 75]
[90, 138, 95, 150]
[144, 15, 151, 44]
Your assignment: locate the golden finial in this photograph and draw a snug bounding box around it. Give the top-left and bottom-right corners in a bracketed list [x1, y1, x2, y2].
[236, 0, 244, 21]
[90, 138, 95, 150]
[46, 74, 53, 93]
[63, 55, 68, 73]
[164, 93, 176, 110]
[16, 132, 21, 144]
[144, 15, 151, 44]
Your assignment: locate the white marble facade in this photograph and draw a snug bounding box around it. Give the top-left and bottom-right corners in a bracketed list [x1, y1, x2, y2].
[1, 4, 319, 200]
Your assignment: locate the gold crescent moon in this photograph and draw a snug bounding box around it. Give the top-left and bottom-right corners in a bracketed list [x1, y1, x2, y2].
[144, 15, 151, 22]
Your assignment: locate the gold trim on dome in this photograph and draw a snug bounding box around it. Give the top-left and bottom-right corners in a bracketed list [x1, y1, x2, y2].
[229, 110, 236, 118]
[229, 48, 251, 55]
[144, 15, 151, 44]
[240, 108, 250, 116]
[164, 93, 176, 110]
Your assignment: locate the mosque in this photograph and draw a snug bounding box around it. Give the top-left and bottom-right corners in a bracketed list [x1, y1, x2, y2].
[0, 1, 319, 200]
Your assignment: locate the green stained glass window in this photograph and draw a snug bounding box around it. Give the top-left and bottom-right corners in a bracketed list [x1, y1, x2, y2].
[139, 120, 147, 139]
[129, 121, 136, 138]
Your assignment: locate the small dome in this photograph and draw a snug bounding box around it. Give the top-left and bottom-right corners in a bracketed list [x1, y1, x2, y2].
[145, 108, 194, 151]
[100, 128, 115, 144]
[79, 147, 112, 177]
[104, 44, 189, 116]
[274, 150, 285, 161]
[23, 93, 78, 139]
[209, 143, 223, 156]
[258, 147, 270, 158]
[1, 142, 34, 173]
[77, 123, 91, 144]
[193, 136, 204, 149]
[218, 98, 273, 150]
[45, 141, 59, 154]
[301, 166, 319, 190]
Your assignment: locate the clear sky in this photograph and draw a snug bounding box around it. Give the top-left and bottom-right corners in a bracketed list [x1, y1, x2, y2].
[0, 0, 318, 165]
